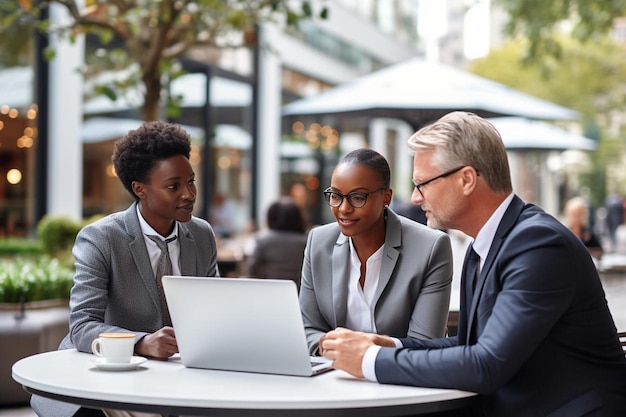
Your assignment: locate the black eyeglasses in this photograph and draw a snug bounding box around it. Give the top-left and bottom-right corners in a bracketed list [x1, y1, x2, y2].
[323, 187, 386, 208]
[412, 166, 466, 197]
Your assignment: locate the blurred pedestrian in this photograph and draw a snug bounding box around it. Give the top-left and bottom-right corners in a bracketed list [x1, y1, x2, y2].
[605, 192, 624, 251]
[564, 196, 603, 262]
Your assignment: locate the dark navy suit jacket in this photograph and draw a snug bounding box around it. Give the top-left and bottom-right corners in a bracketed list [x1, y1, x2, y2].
[375, 196, 626, 416]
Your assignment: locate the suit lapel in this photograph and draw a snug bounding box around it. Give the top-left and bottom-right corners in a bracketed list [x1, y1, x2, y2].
[124, 203, 162, 311]
[177, 222, 198, 276]
[332, 233, 351, 327]
[466, 195, 526, 341]
[373, 211, 401, 304]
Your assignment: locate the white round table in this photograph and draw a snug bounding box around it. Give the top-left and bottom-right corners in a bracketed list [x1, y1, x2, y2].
[13, 349, 476, 416]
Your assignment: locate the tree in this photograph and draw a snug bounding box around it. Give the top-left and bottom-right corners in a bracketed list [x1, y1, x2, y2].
[470, 38, 626, 120]
[469, 38, 626, 207]
[494, 0, 626, 61]
[1, 0, 327, 121]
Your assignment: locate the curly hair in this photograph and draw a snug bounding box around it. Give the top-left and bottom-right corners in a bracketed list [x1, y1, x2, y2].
[112, 121, 192, 199]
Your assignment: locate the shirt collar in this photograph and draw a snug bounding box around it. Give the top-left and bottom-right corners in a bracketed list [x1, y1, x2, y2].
[136, 204, 178, 240]
[472, 193, 515, 261]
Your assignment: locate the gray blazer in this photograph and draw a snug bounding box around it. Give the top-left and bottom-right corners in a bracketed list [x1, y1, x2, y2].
[299, 209, 453, 355]
[31, 202, 219, 417]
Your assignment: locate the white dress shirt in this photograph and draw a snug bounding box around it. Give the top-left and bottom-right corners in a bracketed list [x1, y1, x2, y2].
[345, 238, 384, 333]
[136, 205, 182, 277]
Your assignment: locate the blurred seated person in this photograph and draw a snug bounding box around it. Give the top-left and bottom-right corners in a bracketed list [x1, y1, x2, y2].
[247, 197, 308, 290]
[564, 196, 603, 261]
[391, 197, 427, 225]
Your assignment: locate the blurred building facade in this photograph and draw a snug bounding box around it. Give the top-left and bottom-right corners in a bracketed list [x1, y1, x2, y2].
[0, 0, 607, 237]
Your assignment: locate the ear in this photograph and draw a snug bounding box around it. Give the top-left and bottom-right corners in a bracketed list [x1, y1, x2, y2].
[384, 188, 393, 207]
[460, 167, 479, 196]
[132, 181, 146, 199]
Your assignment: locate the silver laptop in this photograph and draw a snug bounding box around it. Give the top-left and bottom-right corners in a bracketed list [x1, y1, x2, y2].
[162, 276, 333, 376]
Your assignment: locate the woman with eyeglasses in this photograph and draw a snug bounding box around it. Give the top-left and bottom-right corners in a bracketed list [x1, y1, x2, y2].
[299, 148, 453, 356]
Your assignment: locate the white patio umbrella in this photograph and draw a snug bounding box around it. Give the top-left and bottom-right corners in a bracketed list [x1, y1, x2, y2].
[282, 58, 579, 130]
[487, 117, 597, 151]
[82, 117, 252, 150]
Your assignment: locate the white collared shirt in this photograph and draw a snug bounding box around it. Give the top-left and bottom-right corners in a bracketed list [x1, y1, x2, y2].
[471, 193, 515, 271]
[345, 238, 384, 333]
[136, 205, 182, 277]
[361, 193, 516, 382]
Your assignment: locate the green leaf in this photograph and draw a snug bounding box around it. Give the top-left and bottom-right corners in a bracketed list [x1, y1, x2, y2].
[43, 46, 55, 61]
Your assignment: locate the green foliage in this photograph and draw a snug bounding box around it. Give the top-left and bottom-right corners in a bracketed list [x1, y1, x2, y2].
[0, 257, 74, 303]
[0, 238, 44, 256]
[469, 37, 626, 206]
[495, 0, 626, 61]
[36, 215, 82, 258]
[35, 214, 104, 261]
[0, 0, 35, 65]
[3, 0, 328, 120]
[469, 38, 626, 119]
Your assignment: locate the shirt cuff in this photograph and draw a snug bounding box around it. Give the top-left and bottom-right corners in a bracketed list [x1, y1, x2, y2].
[361, 338, 403, 381]
[362, 345, 382, 381]
[392, 337, 403, 348]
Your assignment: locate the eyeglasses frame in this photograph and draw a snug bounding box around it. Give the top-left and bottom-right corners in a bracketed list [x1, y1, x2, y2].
[323, 187, 387, 208]
[411, 166, 467, 198]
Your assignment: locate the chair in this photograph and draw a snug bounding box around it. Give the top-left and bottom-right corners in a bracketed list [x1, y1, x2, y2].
[446, 310, 459, 337]
[619, 331, 626, 356]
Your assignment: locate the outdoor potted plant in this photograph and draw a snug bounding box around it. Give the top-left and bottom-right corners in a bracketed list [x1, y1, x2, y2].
[0, 256, 74, 315]
[0, 214, 84, 315]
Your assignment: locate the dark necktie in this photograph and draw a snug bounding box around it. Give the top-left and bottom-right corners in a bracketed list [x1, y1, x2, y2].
[466, 247, 480, 301]
[147, 235, 177, 326]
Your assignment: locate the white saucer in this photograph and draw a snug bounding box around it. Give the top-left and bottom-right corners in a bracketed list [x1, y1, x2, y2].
[90, 356, 147, 371]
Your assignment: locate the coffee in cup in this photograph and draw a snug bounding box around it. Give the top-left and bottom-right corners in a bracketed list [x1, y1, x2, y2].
[91, 333, 136, 363]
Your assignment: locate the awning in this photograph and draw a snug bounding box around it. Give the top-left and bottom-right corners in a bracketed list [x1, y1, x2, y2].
[282, 57, 579, 130]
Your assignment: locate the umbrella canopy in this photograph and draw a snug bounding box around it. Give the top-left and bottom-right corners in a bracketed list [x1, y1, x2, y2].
[82, 117, 251, 150]
[487, 117, 596, 151]
[282, 58, 579, 130]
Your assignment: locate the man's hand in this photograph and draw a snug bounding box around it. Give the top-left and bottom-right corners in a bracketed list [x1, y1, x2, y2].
[134, 326, 178, 359]
[321, 327, 395, 377]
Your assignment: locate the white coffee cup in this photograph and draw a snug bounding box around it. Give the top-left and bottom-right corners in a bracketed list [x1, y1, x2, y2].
[91, 333, 136, 363]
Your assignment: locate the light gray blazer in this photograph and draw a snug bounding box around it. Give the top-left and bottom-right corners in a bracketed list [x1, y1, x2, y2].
[299, 209, 452, 355]
[31, 201, 219, 417]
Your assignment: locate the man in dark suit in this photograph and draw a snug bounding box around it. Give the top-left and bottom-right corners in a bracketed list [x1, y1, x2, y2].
[321, 111, 626, 416]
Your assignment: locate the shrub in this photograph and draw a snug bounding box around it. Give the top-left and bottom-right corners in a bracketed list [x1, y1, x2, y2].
[0, 257, 74, 303]
[0, 238, 44, 256]
[37, 215, 82, 258]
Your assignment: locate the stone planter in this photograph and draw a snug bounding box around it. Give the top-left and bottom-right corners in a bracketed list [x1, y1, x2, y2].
[1, 305, 70, 406]
[0, 298, 69, 311]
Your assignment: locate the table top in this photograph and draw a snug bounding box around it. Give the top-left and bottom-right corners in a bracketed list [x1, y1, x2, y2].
[13, 349, 476, 416]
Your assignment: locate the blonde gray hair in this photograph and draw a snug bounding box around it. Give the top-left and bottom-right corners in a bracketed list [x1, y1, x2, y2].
[408, 111, 512, 194]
